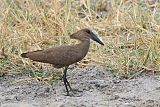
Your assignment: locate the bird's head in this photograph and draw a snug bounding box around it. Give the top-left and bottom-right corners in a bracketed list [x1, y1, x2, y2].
[70, 28, 104, 45]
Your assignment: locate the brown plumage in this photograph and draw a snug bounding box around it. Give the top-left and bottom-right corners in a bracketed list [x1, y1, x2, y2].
[21, 28, 104, 96]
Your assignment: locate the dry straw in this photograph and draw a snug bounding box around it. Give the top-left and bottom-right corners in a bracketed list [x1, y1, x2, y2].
[0, 0, 160, 79]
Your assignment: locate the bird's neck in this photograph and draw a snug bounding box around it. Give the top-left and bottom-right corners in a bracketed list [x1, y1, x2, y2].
[76, 39, 90, 56]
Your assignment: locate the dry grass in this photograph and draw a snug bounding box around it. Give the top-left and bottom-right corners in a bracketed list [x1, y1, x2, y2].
[1, 0, 160, 79]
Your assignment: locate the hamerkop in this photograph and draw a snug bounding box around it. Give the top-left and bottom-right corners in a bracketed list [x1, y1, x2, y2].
[21, 28, 104, 95]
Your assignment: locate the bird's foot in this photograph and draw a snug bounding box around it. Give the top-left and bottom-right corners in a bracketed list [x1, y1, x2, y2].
[64, 92, 71, 96]
[70, 88, 83, 93]
[70, 89, 83, 97]
[65, 93, 82, 97]
[64, 89, 83, 97]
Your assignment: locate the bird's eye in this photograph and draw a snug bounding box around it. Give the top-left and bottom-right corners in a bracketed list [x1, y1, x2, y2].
[86, 30, 91, 34]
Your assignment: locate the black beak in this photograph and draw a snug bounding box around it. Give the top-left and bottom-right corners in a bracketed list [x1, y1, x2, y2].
[90, 32, 104, 45]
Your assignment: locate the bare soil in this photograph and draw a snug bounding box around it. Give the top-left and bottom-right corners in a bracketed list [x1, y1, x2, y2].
[1, 66, 160, 107]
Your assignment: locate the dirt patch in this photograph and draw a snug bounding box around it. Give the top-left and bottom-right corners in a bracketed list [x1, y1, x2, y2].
[1, 66, 160, 107]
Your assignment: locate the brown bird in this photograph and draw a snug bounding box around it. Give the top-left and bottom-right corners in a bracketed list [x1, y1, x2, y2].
[21, 28, 104, 96]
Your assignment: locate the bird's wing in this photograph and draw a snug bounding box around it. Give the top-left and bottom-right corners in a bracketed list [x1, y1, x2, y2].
[25, 45, 83, 67]
[43, 46, 83, 65]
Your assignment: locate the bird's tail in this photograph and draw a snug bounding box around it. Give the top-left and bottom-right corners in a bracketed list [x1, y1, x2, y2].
[21, 53, 28, 58]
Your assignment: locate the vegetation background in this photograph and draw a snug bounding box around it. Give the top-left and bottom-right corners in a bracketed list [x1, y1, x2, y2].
[0, 0, 160, 81]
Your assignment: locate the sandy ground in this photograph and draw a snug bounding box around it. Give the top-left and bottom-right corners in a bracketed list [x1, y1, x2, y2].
[1, 66, 160, 107]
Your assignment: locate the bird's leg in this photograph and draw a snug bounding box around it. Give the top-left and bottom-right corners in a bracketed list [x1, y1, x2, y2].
[63, 66, 82, 97]
[63, 66, 72, 95]
[63, 69, 69, 95]
[66, 77, 72, 91]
